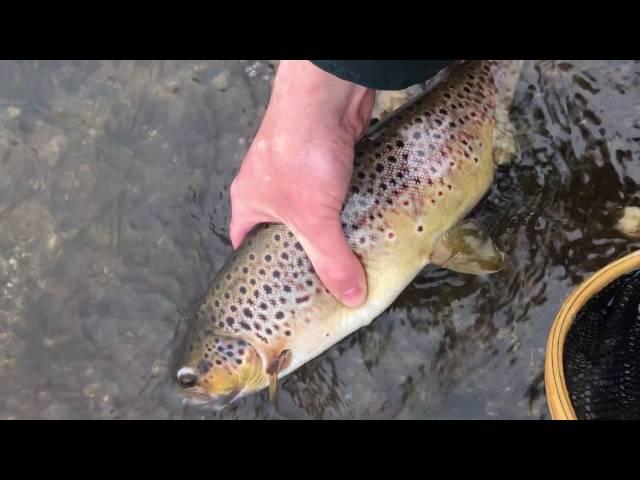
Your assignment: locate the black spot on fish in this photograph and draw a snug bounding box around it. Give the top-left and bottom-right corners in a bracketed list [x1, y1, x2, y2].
[243, 309, 253, 318]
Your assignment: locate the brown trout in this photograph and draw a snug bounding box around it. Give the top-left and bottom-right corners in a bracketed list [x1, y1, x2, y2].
[176, 60, 524, 408]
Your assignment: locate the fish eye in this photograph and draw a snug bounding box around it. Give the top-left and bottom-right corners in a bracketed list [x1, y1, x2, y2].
[177, 367, 198, 388]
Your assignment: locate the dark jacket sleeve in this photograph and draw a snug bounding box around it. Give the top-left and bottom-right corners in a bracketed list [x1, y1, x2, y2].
[310, 60, 455, 90]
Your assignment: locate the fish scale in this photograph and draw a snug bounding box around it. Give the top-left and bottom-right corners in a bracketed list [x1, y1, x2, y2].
[176, 60, 524, 409]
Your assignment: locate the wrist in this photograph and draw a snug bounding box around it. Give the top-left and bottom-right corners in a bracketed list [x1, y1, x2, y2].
[272, 60, 375, 139]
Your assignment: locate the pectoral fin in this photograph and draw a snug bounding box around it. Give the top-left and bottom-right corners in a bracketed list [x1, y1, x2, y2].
[430, 220, 505, 275]
[266, 349, 292, 403]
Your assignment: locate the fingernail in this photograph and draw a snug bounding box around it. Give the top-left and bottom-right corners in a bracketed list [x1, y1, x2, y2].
[341, 285, 364, 308]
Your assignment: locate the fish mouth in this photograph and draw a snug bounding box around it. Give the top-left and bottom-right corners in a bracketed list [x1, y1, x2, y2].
[179, 385, 246, 411]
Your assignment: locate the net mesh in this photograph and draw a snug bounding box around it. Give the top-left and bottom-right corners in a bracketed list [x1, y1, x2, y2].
[564, 269, 640, 419]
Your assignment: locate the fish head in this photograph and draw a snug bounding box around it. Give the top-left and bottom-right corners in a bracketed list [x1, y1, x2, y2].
[175, 332, 268, 409]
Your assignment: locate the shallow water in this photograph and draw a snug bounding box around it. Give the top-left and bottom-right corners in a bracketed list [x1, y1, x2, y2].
[1, 60, 639, 419]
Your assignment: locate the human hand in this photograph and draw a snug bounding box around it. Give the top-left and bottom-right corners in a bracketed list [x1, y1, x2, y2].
[229, 60, 375, 308]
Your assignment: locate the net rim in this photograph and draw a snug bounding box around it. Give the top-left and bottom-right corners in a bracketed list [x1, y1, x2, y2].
[544, 249, 640, 420]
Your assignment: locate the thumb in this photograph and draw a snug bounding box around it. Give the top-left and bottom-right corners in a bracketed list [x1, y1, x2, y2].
[292, 215, 367, 308]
